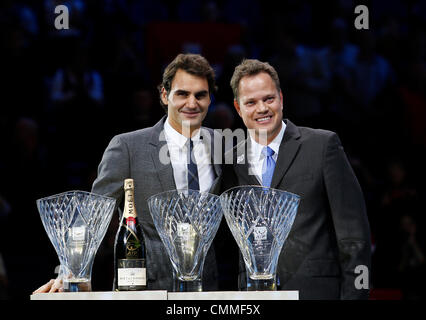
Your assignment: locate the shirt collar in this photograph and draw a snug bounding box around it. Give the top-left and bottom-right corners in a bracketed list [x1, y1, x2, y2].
[249, 121, 286, 160]
[164, 117, 201, 149]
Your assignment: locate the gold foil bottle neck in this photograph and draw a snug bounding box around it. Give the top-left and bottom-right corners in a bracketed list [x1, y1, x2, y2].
[124, 178, 134, 191]
[123, 178, 136, 218]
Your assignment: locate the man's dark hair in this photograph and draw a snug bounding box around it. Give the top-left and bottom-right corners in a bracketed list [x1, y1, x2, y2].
[158, 53, 217, 111]
[230, 59, 281, 102]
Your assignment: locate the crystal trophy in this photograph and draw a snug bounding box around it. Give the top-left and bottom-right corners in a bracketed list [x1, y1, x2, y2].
[220, 186, 300, 291]
[147, 189, 222, 292]
[37, 191, 116, 292]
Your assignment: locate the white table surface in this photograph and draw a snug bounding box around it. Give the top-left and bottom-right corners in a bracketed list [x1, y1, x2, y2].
[30, 290, 168, 300]
[30, 290, 298, 300]
[167, 291, 299, 300]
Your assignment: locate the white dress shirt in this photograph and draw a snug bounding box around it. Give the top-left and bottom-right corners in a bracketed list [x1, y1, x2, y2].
[247, 121, 286, 185]
[164, 118, 215, 192]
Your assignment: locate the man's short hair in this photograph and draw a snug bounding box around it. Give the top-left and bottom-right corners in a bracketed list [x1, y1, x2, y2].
[230, 59, 281, 102]
[158, 53, 217, 111]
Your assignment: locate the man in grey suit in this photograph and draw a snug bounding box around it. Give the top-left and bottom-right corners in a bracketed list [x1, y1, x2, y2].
[34, 53, 223, 293]
[221, 59, 371, 299]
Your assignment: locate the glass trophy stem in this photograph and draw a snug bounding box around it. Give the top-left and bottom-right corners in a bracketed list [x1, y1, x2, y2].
[246, 275, 277, 291]
[173, 276, 202, 292]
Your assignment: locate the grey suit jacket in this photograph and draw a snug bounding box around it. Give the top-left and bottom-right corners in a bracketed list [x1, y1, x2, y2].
[92, 116, 222, 290]
[222, 119, 371, 299]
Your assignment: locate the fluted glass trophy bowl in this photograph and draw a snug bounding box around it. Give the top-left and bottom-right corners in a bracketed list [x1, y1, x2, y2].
[148, 189, 222, 292]
[36, 191, 116, 292]
[220, 186, 300, 291]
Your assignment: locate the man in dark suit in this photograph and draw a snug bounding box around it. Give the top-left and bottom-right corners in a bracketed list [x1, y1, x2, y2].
[34, 53, 223, 293]
[222, 59, 371, 299]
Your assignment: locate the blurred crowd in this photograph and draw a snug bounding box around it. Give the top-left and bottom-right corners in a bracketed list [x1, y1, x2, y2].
[0, 0, 425, 300]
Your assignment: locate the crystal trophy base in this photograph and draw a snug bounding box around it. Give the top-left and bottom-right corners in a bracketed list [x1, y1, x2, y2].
[173, 278, 202, 292]
[246, 275, 276, 291]
[63, 279, 92, 292]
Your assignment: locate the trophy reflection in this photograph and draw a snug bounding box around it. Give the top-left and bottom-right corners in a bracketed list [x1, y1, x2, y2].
[148, 189, 222, 292]
[37, 191, 115, 292]
[220, 186, 300, 291]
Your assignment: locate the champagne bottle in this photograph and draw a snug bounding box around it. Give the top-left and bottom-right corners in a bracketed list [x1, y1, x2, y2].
[114, 178, 147, 291]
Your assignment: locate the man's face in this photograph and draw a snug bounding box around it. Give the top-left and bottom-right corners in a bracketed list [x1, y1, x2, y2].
[161, 69, 210, 136]
[234, 72, 283, 145]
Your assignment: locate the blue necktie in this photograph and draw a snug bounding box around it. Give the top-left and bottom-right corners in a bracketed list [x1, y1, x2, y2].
[262, 146, 276, 188]
[187, 139, 199, 190]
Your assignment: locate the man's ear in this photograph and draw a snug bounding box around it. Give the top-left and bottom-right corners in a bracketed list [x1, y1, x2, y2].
[233, 99, 241, 117]
[161, 87, 168, 106]
[280, 90, 284, 111]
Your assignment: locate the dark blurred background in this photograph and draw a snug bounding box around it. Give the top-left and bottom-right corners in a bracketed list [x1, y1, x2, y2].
[0, 0, 425, 300]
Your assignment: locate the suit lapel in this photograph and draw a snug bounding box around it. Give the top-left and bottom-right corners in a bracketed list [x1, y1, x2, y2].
[270, 119, 301, 189]
[149, 117, 176, 192]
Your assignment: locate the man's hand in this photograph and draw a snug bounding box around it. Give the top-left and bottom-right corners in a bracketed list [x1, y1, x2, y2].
[33, 278, 63, 294]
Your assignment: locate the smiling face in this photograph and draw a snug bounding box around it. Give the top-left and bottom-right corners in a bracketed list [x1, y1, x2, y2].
[161, 69, 211, 137]
[234, 72, 283, 145]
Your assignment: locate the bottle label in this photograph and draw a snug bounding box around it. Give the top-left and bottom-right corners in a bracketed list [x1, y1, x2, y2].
[126, 239, 141, 258]
[117, 268, 146, 286]
[117, 259, 146, 286]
